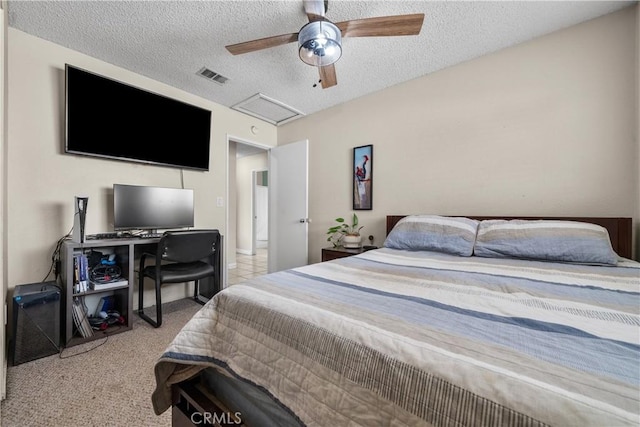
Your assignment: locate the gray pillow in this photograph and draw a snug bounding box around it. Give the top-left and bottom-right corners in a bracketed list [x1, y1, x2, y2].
[383, 215, 479, 256]
[473, 219, 619, 265]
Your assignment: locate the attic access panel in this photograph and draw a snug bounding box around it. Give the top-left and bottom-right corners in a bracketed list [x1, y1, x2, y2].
[232, 93, 305, 126]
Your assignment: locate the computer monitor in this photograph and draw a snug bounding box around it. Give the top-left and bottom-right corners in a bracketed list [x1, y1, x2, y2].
[113, 184, 194, 232]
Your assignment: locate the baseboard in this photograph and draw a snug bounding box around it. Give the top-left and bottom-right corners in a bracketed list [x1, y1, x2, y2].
[236, 248, 253, 255]
[2, 357, 6, 400]
[228, 262, 237, 270]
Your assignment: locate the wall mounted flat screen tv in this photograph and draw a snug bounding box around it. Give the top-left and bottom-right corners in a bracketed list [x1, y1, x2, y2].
[65, 64, 211, 171]
[113, 184, 194, 231]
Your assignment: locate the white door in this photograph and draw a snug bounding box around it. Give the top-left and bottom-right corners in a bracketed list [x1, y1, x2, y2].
[268, 140, 309, 272]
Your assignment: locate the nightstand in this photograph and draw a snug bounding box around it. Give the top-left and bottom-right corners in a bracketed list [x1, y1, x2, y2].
[322, 246, 377, 262]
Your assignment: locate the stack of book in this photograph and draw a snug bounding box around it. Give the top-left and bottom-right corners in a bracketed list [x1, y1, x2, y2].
[71, 297, 93, 338]
[90, 279, 128, 291]
[73, 252, 89, 293]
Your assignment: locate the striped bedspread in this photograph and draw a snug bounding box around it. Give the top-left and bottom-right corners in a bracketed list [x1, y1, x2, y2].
[153, 248, 640, 426]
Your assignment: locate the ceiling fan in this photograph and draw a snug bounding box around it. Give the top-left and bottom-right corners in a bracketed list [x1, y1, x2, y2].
[225, 0, 425, 89]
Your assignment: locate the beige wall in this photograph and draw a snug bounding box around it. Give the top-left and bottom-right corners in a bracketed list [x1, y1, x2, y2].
[1, 0, 7, 400]
[636, 4, 640, 260]
[280, 6, 639, 263]
[6, 29, 277, 304]
[4, 5, 639, 303]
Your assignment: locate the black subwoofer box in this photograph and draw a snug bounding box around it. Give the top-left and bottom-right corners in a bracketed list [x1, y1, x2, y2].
[11, 281, 61, 366]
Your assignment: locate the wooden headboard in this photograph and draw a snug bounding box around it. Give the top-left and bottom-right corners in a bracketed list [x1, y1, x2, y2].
[386, 215, 633, 259]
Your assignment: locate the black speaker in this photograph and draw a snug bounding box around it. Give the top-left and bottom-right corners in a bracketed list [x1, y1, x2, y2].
[11, 281, 61, 366]
[72, 196, 89, 243]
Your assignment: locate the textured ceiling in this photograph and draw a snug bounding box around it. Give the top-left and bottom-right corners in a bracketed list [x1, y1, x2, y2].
[7, 0, 636, 124]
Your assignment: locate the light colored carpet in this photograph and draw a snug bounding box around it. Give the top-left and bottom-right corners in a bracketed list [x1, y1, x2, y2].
[1, 298, 203, 427]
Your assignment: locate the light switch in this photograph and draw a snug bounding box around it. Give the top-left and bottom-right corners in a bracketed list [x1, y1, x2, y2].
[216, 197, 224, 207]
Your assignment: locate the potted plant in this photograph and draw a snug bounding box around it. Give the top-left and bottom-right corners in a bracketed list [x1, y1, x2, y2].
[327, 213, 364, 248]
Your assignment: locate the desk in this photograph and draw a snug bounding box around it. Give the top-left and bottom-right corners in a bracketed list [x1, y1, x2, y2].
[60, 236, 222, 347]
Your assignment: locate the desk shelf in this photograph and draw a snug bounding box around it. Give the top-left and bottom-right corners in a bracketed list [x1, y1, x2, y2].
[60, 235, 222, 347]
[60, 237, 153, 347]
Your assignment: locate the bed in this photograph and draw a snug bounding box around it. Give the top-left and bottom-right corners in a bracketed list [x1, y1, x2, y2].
[152, 215, 639, 426]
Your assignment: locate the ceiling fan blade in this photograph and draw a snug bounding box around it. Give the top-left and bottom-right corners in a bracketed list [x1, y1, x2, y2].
[304, 0, 326, 22]
[319, 64, 337, 89]
[335, 13, 425, 37]
[226, 33, 299, 55]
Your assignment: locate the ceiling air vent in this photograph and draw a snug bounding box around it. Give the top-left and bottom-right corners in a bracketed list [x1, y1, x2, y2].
[232, 93, 305, 126]
[197, 67, 229, 85]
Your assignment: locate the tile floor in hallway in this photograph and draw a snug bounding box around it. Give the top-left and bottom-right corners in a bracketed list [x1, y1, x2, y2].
[228, 248, 268, 285]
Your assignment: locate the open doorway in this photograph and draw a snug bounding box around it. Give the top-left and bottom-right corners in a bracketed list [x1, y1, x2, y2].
[253, 170, 269, 251]
[227, 138, 269, 286]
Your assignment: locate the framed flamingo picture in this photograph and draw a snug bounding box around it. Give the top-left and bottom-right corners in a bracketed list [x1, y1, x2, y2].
[353, 144, 373, 210]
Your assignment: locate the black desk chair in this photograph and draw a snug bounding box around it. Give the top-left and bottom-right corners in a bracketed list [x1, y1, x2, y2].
[138, 229, 221, 328]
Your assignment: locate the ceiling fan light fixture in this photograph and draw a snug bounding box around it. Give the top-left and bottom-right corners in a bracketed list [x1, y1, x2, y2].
[298, 20, 342, 67]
